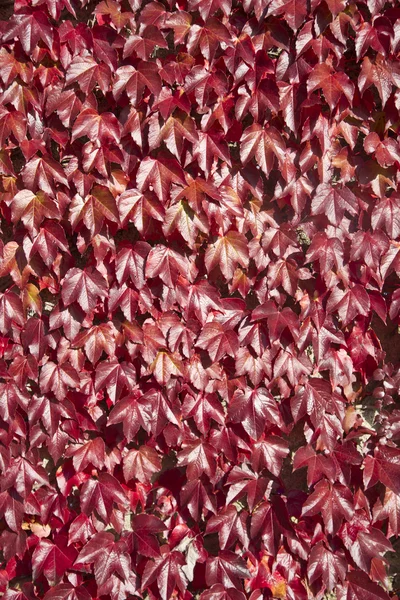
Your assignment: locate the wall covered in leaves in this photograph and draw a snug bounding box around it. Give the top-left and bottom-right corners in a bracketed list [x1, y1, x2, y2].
[1, 0, 400, 598]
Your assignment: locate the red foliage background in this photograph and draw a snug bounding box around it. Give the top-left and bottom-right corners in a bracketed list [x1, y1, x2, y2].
[1, 0, 400, 598]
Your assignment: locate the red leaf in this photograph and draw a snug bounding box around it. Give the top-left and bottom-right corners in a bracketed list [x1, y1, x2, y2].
[113, 62, 162, 105]
[293, 445, 337, 486]
[68, 514, 96, 546]
[327, 285, 370, 326]
[268, 0, 307, 31]
[69, 438, 106, 472]
[146, 245, 192, 287]
[66, 54, 110, 95]
[307, 63, 354, 110]
[205, 231, 249, 281]
[373, 489, 400, 537]
[22, 155, 68, 195]
[72, 108, 121, 144]
[137, 156, 186, 203]
[196, 322, 239, 362]
[206, 551, 250, 590]
[141, 546, 187, 600]
[225, 464, 267, 511]
[307, 542, 347, 591]
[311, 183, 358, 226]
[206, 505, 249, 550]
[340, 520, 392, 572]
[371, 193, 400, 238]
[95, 359, 136, 403]
[75, 532, 132, 586]
[228, 387, 283, 440]
[130, 513, 167, 557]
[80, 473, 127, 522]
[62, 267, 108, 312]
[182, 391, 225, 434]
[181, 478, 217, 520]
[177, 438, 218, 480]
[3, 10, 53, 54]
[108, 392, 152, 442]
[366, 446, 400, 495]
[124, 25, 168, 60]
[32, 538, 76, 586]
[200, 585, 246, 600]
[1, 456, 48, 498]
[30, 221, 70, 267]
[117, 188, 164, 232]
[150, 350, 185, 385]
[11, 190, 60, 238]
[43, 583, 92, 600]
[2, 0, 400, 594]
[251, 435, 289, 476]
[123, 445, 161, 484]
[359, 56, 398, 107]
[240, 124, 285, 177]
[291, 378, 345, 428]
[301, 479, 354, 535]
[0, 490, 24, 532]
[69, 185, 119, 235]
[40, 361, 80, 401]
[338, 571, 391, 600]
[73, 322, 116, 363]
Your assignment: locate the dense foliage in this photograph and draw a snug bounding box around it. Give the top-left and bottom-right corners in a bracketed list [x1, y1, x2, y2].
[1, 0, 400, 598]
